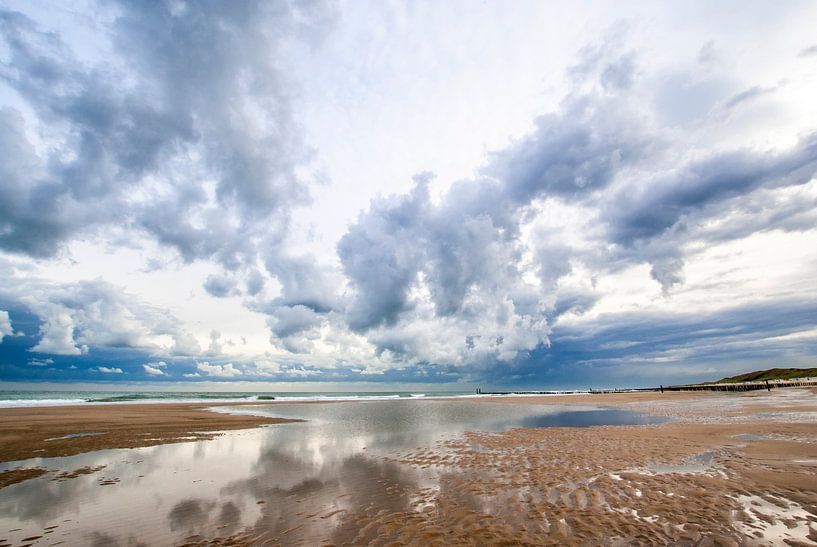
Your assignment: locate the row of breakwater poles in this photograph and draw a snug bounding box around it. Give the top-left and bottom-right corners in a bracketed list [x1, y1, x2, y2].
[659, 378, 817, 393]
[475, 378, 817, 396]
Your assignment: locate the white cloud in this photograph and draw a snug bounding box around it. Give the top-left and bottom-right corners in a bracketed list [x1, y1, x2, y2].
[31, 311, 84, 355]
[0, 310, 12, 342]
[28, 358, 53, 367]
[142, 363, 165, 376]
[0, 273, 203, 358]
[196, 362, 242, 378]
[96, 366, 123, 374]
[1, 2, 817, 385]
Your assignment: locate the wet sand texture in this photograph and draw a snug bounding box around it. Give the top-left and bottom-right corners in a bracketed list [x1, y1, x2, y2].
[0, 403, 299, 463]
[1, 389, 815, 545]
[184, 391, 817, 545]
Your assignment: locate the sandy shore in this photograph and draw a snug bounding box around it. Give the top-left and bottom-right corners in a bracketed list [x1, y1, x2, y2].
[197, 389, 816, 546]
[2, 389, 815, 545]
[0, 391, 700, 464]
[0, 402, 299, 464]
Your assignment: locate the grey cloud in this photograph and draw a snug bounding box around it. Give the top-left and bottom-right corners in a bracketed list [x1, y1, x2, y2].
[696, 184, 817, 243]
[485, 95, 653, 203]
[600, 53, 637, 91]
[552, 289, 598, 319]
[533, 237, 574, 289]
[723, 85, 775, 110]
[697, 41, 718, 66]
[553, 297, 817, 367]
[340, 175, 535, 335]
[649, 256, 685, 295]
[268, 305, 323, 339]
[204, 275, 239, 298]
[798, 44, 817, 57]
[245, 270, 265, 296]
[0, 106, 78, 257]
[338, 45, 653, 338]
[0, 3, 337, 312]
[604, 133, 817, 246]
[338, 182, 429, 331]
[336, 31, 817, 368]
[0, 3, 346, 358]
[263, 253, 340, 313]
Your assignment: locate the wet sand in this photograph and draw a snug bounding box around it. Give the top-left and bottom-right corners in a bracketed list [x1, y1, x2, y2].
[0, 402, 299, 463]
[0, 392, 692, 464]
[1, 389, 816, 545]
[207, 390, 817, 545]
[0, 468, 47, 489]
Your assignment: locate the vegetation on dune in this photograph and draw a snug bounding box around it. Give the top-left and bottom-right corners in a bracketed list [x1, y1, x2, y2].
[713, 367, 817, 384]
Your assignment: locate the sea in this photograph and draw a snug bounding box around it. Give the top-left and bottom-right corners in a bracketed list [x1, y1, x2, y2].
[0, 390, 489, 407]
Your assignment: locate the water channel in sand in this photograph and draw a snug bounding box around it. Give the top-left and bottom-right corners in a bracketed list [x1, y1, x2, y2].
[0, 400, 665, 545]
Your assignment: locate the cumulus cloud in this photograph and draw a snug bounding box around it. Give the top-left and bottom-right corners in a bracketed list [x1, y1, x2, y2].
[334, 45, 650, 364]
[0, 273, 202, 357]
[203, 275, 239, 298]
[196, 361, 242, 377]
[96, 366, 123, 374]
[0, 310, 12, 342]
[2, 5, 817, 385]
[330, 34, 817, 371]
[142, 361, 167, 376]
[31, 311, 86, 355]
[0, 2, 337, 310]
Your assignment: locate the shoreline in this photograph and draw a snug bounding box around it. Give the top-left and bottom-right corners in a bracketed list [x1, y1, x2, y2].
[0, 401, 301, 464]
[1, 389, 815, 543]
[1, 388, 812, 464]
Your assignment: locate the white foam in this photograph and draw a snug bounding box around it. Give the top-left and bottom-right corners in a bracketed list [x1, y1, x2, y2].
[0, 398, 89, 408]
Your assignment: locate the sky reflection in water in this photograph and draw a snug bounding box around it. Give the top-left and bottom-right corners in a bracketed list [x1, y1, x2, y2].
[0, 400, 665, 545]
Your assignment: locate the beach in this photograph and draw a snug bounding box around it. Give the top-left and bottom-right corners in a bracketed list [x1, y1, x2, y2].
[0, 402, 300, 464]
[1, 389, 815, 545]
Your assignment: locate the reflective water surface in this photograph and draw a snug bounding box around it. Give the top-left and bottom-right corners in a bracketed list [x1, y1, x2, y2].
[0, 400, 665, 545]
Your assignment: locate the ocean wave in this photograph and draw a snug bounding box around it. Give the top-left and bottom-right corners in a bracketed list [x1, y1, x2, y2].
[0, 398, 90, 408]
[0, 391, 488, 408]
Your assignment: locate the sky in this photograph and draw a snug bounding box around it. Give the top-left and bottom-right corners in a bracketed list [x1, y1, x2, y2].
[1, 0, 817, 391]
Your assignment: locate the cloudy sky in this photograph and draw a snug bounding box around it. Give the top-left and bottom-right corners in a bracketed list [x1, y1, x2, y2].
[1, 0, 817, 390]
